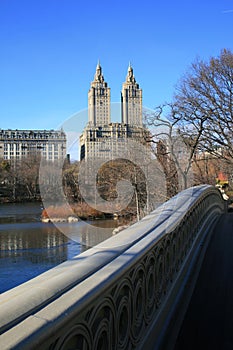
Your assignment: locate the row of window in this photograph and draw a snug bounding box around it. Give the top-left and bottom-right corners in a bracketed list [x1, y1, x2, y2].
[3, 153, 61, 160]
[0, 133, 65, 140]
[3, 143, 62, 150]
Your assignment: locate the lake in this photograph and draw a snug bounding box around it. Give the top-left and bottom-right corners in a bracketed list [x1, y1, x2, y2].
[0, 202, 121, 293]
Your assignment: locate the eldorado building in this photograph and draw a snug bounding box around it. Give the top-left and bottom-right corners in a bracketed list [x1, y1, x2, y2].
[79, 62, 149, 161]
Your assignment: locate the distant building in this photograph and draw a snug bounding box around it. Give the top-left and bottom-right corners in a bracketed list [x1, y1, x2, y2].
[88, 61, 111, 127]
[121, 63, 143, 126]
[80, 62, 149, 161]
[0, 129, 66, 161]
[80, 123, 149, 161]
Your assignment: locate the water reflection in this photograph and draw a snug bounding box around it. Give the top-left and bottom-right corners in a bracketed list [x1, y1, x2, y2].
[0, 202, 121, 293]
[0, 223, 68, 251]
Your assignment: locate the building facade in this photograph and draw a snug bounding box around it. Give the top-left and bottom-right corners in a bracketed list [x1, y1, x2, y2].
[80, 63, 149, 161]
[0, 129, 66, 161]
[121, 64, 143, 126]
[88, 61, 111, 127]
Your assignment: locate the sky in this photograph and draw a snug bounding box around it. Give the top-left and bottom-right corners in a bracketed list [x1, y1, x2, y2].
[1, 0, 233, 158]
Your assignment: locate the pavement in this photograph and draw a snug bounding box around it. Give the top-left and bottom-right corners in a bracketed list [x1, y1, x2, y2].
[174, 212, 233, 350]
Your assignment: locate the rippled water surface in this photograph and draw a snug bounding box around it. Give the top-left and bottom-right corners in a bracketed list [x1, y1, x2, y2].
[0, 202, 119, 293]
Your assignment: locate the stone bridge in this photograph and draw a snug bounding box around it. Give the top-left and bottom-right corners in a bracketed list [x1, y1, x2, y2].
[0, 185, 226, 349]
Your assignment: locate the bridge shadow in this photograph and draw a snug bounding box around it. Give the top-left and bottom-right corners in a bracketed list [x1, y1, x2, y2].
[173, 212, 233, 350]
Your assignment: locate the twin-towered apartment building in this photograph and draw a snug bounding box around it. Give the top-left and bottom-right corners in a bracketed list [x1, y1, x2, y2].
[0, 62, 148, 162]
[80, 62, 149, 160]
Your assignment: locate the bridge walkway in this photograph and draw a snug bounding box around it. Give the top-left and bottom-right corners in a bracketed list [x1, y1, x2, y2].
[174, 211, 233, 350]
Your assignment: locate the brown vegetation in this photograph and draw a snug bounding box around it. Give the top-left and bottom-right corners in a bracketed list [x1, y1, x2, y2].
[41, 202, 105, 220]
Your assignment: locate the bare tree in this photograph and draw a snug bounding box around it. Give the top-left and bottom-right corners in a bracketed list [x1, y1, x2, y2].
[0, 159, 11, 200]
[174, 49, 233, 164]
[96, 159, 147, 220]
[62, 161, 81, 202]
[145, 104, 201, 195]
[145, 49, 233, 194]
[19, 153, 41, 199]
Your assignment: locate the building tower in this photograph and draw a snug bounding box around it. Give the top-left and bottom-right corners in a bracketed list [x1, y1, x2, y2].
[88, 61, 111, 126]
[80, 63, 149, 161]
[121, 63, 142, 126]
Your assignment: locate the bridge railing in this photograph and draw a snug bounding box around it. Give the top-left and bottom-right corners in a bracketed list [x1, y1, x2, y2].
[0, 185, 226, 349]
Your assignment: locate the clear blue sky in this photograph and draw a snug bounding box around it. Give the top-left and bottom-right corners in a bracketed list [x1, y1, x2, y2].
[1, 0, 233, 133]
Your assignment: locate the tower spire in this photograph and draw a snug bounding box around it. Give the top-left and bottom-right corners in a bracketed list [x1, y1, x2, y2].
[94, 60, 104, 82]
[126, 63, 135, 83]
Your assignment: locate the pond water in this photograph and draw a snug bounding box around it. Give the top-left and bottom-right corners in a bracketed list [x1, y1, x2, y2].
[0, 202, 120, 293]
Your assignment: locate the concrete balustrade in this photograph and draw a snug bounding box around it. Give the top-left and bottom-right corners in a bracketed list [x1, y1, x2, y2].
[0, 185, 226, 349]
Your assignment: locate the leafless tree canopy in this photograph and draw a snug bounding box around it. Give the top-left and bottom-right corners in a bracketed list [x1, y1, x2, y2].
[144, 49, 233, 194]
[174, 48, 233, 161]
